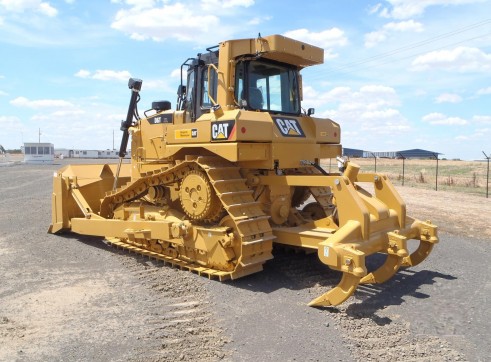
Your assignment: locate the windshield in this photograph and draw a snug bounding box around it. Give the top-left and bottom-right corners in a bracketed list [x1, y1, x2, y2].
[235, 59, 300, 114]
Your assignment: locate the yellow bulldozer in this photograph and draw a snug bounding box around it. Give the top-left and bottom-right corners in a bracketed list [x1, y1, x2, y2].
[49, 34, 438, 307]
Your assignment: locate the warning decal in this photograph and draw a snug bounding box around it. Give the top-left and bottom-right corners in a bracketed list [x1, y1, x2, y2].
[175, 128, 198, 139]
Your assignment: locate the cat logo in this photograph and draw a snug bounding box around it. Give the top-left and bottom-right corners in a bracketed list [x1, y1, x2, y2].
[273, 117, 305, 137]
[211, 120, 236, 141]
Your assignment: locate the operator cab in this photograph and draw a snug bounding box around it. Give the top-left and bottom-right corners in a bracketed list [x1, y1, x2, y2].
[235, 59, 301, 115]
[178, 49, 303, 121]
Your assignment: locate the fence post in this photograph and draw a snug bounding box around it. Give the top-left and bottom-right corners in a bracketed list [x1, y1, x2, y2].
[369, 152, 377, 173]
[397, 152, 405, 186]
[484, 151, 490, 198]
[433, 153, 439, 191]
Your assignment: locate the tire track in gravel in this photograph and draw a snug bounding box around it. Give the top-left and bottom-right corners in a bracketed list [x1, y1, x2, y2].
[274, 249, 467, 361]
[114, 250, 230, 362]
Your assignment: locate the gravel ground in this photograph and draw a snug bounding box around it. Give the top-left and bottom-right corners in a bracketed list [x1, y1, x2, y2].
[0, 159, 489, 361]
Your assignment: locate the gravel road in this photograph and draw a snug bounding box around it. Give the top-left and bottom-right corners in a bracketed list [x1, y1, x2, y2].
[0, 160, 489, 361]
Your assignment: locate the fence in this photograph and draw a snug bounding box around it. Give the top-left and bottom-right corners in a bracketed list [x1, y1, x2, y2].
[321, 158, 490, 198]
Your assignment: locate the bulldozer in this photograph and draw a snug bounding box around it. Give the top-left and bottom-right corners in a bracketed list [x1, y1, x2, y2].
[49, 34, 438, 307]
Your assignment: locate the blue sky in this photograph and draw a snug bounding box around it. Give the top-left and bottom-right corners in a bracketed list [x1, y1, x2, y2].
[0, 0, 490, 160]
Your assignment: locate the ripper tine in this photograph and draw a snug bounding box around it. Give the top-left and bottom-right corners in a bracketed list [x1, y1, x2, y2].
[402, 220, 438, 267]
[308, 273, 361, 307]
[402, 242, 434, 267]
[360, 254, 403, 284]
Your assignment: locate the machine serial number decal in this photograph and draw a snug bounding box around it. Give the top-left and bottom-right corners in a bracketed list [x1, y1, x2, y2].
[211, 120, 236, 141]
[175, 128, 198, 139]
[273, 117, 305, 137]
[148, 113, 173, 124]
[324, 246, 330, 257]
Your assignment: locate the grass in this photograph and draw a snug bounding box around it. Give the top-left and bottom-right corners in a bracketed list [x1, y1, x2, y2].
[321, 158, 490, 197]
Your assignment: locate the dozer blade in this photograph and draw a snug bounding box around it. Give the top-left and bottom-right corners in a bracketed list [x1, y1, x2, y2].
[308, 273, 361, 307]
[360, 254, 403, 284]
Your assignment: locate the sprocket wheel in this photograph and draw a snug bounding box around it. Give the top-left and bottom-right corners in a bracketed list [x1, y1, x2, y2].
[179, 169, 223, 222]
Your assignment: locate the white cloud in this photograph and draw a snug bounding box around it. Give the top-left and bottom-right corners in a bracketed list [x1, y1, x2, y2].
[31, 109, 85, 121]
[435, 93, 462, 103]
[364, 20, 423, 48]
[75, 69, 91, 78]
[385, 19, 424, 32]
[455, 127, 490, 141]
[142, 79, 168, 90]
[368, 3, 383, 15]
[92, 70, 131, 82]
[283, 28, 348, 50]
[473, 115, 491, 124]
[0, 116, 27, 145]
[38, 2, 57, 16]
[372, 0, 486, 19]
[75, 69, 131, 82]
[0, 90, 8, 96]
[0, 115, 22, 129]
[0, 0, 58, 17]
[201, 0, 254, 10]
[422, 112, 468, 125]
[246, 15, 271, 26]
[10, 96, 75, 109]
[364, 31, 387, 49]
[120, 0, 157, 9]
[111, 2, 220, 43]
[411, 46, 491, 72]
[304, 84, 408, 136]
[477, 87, 491, 95]
[304, 84, 400, 109]
[170, 68, 181, 78]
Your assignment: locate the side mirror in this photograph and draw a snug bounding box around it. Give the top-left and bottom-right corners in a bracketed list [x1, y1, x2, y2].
[177, 84, 186, 97]
[307, 108, 315, 116]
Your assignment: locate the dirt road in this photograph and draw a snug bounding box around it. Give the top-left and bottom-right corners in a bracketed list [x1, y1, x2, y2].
[0, 161, 489, 361]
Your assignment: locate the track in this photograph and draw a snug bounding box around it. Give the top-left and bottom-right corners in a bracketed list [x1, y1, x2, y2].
[101, 156, 274, 280]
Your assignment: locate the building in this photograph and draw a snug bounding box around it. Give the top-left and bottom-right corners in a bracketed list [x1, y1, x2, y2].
[343, 147, 442, 159]
[54, 148, 129, 159]
[343, 148, 364, 158]
[23, 142, 55, 164]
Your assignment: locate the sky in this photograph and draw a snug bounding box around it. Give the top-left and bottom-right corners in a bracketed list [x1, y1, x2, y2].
[0, 0, 490, 160]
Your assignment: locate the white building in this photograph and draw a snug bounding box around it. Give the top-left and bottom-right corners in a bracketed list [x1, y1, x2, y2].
[55, 149, 126, 159]
[23, 142, 54, 164]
